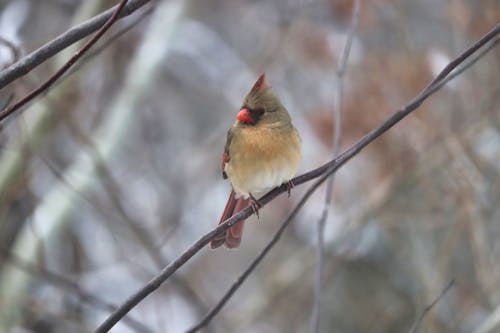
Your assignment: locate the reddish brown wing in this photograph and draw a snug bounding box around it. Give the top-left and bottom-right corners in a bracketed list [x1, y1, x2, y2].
[221, 129, 233, 179]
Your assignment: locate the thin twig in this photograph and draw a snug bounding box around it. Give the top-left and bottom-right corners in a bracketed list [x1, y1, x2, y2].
[310, 1, 359, 332]
[0, 0, 151, 90]
[95, 23, 499, 333]
[433, 37, 499, 92]
[0, 0, 130, 123]
[407, 279, 455, 333]
[1, 251, 154, 333]
[423, 24, 499, 94]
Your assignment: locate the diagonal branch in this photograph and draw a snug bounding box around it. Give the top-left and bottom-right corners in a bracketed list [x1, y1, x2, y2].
[95, 23, 499, 333]
[423, 23, 499, 92]
[0, 0, 130, 123]
[433, 37, 499, 92]
[2, 251, 154, 333]
[0, 0, 151, 90]
[408, 279, 455, 333]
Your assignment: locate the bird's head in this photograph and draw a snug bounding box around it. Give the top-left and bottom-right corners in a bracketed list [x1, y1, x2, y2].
[236, 73, 291, 127]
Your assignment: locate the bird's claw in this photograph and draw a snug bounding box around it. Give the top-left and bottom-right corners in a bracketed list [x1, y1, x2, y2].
[286, 180, 295, 197]
[249, 194, 262, 219]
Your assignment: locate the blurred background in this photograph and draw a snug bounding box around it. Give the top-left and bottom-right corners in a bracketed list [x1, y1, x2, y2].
[0, 0, 498, 332]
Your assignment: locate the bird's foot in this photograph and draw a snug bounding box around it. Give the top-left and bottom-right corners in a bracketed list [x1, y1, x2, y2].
[249, 194, 262, 219]
[285, 180, 295, 197]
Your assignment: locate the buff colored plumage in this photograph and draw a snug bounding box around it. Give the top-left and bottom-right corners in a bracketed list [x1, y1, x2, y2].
[211, 73, 302, 249]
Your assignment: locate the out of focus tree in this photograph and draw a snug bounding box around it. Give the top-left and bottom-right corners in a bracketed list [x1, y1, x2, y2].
[0, 0, 498, 332]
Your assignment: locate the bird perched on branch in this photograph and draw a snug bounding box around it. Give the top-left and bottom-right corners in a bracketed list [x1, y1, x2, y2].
[210, 73, 302, 249]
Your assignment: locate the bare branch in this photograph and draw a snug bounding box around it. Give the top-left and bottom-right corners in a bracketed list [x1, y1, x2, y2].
[310, 2, 359, 332]
[433, 37, 499, 92]
[0, 0, 131, 123]
[423, 24, 499, 93]
[1, 251, 154, 333]
[0, 0, 151, 90]
[408, 279, 455, 333]
[95, 23, 499, 333]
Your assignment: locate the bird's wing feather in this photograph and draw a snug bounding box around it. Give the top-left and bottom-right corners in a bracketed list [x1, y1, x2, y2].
[221, 128, 233, 179]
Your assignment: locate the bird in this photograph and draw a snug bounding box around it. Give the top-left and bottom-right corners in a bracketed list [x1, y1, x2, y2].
[210, 73, 302, 249]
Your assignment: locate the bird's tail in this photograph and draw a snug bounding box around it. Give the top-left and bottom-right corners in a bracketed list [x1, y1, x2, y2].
[210, 190, 249, 249]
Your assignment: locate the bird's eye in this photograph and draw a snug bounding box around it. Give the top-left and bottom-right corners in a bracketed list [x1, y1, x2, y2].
[254, 108, 265, 116]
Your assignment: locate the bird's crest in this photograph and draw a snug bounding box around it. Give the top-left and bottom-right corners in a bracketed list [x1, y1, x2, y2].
[248, 73, 270, 97]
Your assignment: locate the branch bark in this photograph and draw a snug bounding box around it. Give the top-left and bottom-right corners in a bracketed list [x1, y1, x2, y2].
[0, 0, 151, 91]
[96, 23, 500, 333]
[0, 0, 131, 123]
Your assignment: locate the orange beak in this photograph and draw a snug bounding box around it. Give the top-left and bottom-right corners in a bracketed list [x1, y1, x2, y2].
[236, 108, 254, 124]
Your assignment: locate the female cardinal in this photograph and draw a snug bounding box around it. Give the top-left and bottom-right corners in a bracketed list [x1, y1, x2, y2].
[210, 73, 302, 249]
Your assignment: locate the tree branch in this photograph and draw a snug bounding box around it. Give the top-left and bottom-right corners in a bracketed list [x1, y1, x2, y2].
[408, 279, 455, 333]
[1, 251, 154, 333]
[0, 0, 131, 123]
[423, 24, 499, 92]
[95, 23, 499, 333]
[0, 0, 151, 91]
[433, 37, 499, 92]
